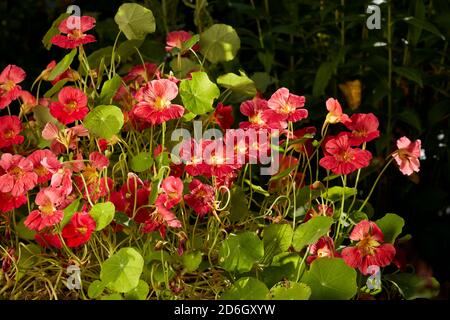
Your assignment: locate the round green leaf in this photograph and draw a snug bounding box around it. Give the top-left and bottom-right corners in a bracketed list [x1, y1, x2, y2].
[182, 251, 203, 273]
[217, 72, 256, 97]
[385, 273, 440, 300]
[221, 277, 269, 300]
[88, 280, 106, 299]
[114, 3, 155, 40]
[228, 186, 249, 222]
[200, 24, 240, 64]
[101, 293, 124, 300]
[375, 213, 405, 243]
[83, 105, 124, 139]
[263, 224, 293, 261]
[90, 202, 115, 231]
[292, 216, 333, 251]
[179, 71, 220, 115]
[322, 186, 357, 202]
[269, 281, 311, 300]
[261, 253, 304, 288]
[302, 258, 357, 300]
[124, 279, 149, 300]
[130, 152, 153, 173]
[100, 247, 144, 293]
[219, 232, 264, 273]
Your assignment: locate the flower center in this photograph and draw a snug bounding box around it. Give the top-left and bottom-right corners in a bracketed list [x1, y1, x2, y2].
[317, 247, 331, 258]
[40, 202, 55, 215]
[356, 235, 380, 256]
[69, 29, 84, 39]
[9, 166, 24, 178]
[337, 150, 354, 162]
[4, 130, 15, 139]
[1, 80, 16, 91]
[77, 226, 88, 235]
[154, 96, 169, 110]
[64, 101, 78, 114]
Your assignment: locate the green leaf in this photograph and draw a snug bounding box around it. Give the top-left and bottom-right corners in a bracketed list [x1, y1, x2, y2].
[251, 72, 273, 93]
[182, 251, 203, 273]
[322, 186, 357, 203]
[261, 253, 304, 288]
[302, 258, 357, 300]
[17, 244, 41, 281]
[179, 71, 220, 115]
[90, 202, 116, 231]
[114, 3, 156, 40]
[385, 273, 440, 300]
[375, 213, 405, 243]
[44, 79, 69, 99]
[61, 198, 81, 227]
[124, 279, 149, 300]
[217, 72, 257, 97]
[99, 74, 122, 105]
[394, 67, 423, 87]
[47, 49, 77, 81]
[130, 152, 153, 173]
[170, 57, 200, 79]
[117, 39, 144, 60]
[221, 277, 269, 300]
[100, 247, 144, 293]
[403, 17, 445, 40]
[396, 110, 422, 132]
[15, 217, 36, 240]
[42, 13, 69, 50]
[228, 186, 250, 222]
[219, 232, 264, 273]
[200, 24, 240, 64]
[263, 224, 293, 261]
[313, 62, 334, 97]
[101, 293, 124, 300]
[83, 105, 124, 139]
[269, 281, 311, 300]
[292, 216, 333, 251]
[183, 34, 200, 51]
[295, 185, 322, 207]
[88, 280, 106, 299]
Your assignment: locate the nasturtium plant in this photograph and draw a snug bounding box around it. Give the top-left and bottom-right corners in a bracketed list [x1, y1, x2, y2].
[292, 216, 334, 251]
[221, 277, 269, 300]
[130, 152, 153, 172]
[375, 213, 405, 243]
[269, 281, 311, 300]
[89, 202, 115, 231]
[216, 72, 257, 97]
[263, 224, 293, 261]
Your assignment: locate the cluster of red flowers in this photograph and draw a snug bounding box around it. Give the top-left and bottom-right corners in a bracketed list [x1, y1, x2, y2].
[0, 15, 423, 281]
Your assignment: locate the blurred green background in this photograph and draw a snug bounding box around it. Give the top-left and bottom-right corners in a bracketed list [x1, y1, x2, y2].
[0, 0, 449, 297]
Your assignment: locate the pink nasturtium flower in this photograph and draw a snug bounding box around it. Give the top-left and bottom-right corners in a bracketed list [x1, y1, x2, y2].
[307, 236, 340, 264]
[0, 153, 38, 197]
[49, 86, 89, 125]
[341, 220, 396, 275]
[392, 136, 421, 176]
[160, 176, 184, 209]
[28, 150, 62, 184]
[325, 98, 350, 124]
[0, 65, 26, 109]
[268, 87, 308, 122]
[24, 187, 64, 232]
[165, 30, 199, 53]
[132, 79, 185, 125]
[51, 16, 96, 49]
[319, 134, 372, 175]
[240, 97, 285, 130]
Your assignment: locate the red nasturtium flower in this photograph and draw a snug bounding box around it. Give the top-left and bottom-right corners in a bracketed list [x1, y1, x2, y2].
[35, 232, 62, 249]
[165, 30, 199, 53]
[325, 98, 350, 124]
[132, 79, 184, 125]
[342, 220, 396, 275]
[0, 153, 38, 197]
[213, 103, 234, 130]
[0, 191, 27, 213]
[392, 136, 421, 176]
[62, 211, 96, 248]
[240, 96, 286, 130]
[50, 87, 89, 125]
[24, 187, 64, 232]
[123, 62, 158, 84]
[0, 64, 26, 109]
[160, 176, 183, 209]
[268, 87, 308, 122]
[51, 16, 96, 49]
[307, 236, 340, 264]
[343, 113, 380, 146]
[319, 134, 372, 175]
[0, 115, 24, 149]
[184, 179, 215, 216]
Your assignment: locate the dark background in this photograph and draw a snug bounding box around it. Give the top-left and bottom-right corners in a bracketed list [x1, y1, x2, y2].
[0, 0, 449, 297]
